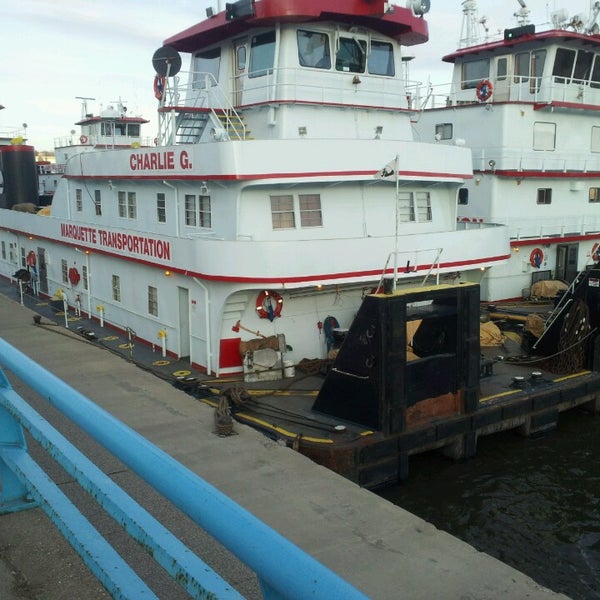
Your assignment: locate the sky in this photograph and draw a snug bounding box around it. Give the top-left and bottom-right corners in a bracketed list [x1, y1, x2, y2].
[0, 0, 593, 152]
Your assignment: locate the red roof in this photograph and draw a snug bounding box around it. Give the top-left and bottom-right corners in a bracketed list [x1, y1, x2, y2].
[443, 29, 600, 63]
[164, 0, 429, 52]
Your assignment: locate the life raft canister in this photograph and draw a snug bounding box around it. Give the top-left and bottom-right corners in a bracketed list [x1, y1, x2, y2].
[153, 75, 166, 101]
[255, 290, 283, 321]
[476, 79, 493, 102]
[530, 247, 544, 268]
[68, 267, 81, 286]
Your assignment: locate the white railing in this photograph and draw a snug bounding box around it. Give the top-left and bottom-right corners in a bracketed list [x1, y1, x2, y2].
[407, 73, 600, 111]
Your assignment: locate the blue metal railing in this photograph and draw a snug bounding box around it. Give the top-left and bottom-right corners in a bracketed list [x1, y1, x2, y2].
[0, 337, 369, 600]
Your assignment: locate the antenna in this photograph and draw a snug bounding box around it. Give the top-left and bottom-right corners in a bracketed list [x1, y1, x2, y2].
[459, 0, 481, 48]
[75, 96, 96, 119]
[514, 0, 531, 25]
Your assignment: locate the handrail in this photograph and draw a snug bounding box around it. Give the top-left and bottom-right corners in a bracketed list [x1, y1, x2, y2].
[0, 337, 368, 600]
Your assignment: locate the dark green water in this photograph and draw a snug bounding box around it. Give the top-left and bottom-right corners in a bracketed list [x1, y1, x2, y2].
[379, 409, 600, 600]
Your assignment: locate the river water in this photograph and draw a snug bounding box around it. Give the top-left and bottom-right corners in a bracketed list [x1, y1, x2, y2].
[379, 408, 600, 600]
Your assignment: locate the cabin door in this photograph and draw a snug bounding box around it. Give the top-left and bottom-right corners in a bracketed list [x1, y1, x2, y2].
[178, 286, 191, 360]
[493, 55, 511, 102]
[556, 243, 579, 283]
[232, 38, 248, 106]
[37, 247, 48, 295]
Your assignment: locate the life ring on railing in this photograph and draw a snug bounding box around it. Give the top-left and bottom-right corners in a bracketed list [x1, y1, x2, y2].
[153, 75, 166, 101]
[68, 267, 81, 286]
[530, 247, 544, 268]
[255, 290, 283, 321]
[592, 242, 600, 262]
[26, 250, 36, 268]
[476, 79, 493, 102]
[79, 135, 88, 144]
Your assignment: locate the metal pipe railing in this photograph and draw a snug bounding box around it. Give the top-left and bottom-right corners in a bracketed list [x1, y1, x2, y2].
[0, 337, 368, 600]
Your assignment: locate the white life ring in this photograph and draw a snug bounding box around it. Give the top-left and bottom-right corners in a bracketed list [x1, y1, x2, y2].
[80, 135, 88, 144]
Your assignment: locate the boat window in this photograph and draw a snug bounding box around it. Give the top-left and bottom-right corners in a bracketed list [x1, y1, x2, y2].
[185, 194, 212, 227]
[148, 286, 158, 317]
[397, 192, 432, 222]
[61, 259, 68, 284]
[101, 122, 114, 136]
[537, 188, 552, 205]
[192, 48, 221, 88]
[75, 188, 83, 212]
[591, 56, 600, 88]
[435, 123, 453, 140]
[533, 121, 556, 151]
[112, 274, 121, 302]
[415, 192, 432, 222]
[127, 124, 140, 137]
[461, 58, 489, 89]
[335, 37, 367, 73]
[297, 30, 331, 69]
[592, 126, 600, 152]
[270, 195, 295, 229]
[496, 57, 508, 81]
[368, 41, 395, 76]
[118, 191, 137, 219]
[552, 48, 576, 83]
[0, 241, 5, 261]
[299, 194, 322, 227]
[249, 31, 276, 78]
[589, 187, 600, 203]
[156, 193, 166, 223]
[573, 50, 594, 84]
[458, 188, 468, 205]
[94, 190, 102, 216]
[531, 50, 546, 92]
[514, 50, 546, 92]
[514, 51, 530, 82]
[237, 45, 247, 71]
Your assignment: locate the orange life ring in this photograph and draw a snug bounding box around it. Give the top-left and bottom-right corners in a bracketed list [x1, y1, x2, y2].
[68, 267, 81, 286]
[476, 79, 493, 102]
[79, 135, 88, 144]
[153, 75, 166, 101]
[26, 250, 36, 267]
[530, 248, 544, 268]
[255, 290, 283, 321]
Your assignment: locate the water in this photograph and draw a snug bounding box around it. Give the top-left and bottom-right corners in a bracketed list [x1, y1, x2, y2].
[379, 408, 600, 600]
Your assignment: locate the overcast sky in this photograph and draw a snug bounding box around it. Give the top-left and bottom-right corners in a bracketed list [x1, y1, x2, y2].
[0, 0, 591, 151]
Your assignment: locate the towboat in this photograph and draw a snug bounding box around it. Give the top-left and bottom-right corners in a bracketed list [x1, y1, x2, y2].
[36, 98, 151, 204]
[0, 0, 510, 377]
[413, 0, 600, 302]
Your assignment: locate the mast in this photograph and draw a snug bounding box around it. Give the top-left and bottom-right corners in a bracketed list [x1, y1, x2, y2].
[459, 0, 480, 48]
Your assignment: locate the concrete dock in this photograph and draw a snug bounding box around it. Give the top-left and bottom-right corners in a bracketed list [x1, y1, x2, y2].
[0, 290, 568, 599]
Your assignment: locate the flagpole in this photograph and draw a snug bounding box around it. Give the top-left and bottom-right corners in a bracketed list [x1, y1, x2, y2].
[393, 154, 399, 291]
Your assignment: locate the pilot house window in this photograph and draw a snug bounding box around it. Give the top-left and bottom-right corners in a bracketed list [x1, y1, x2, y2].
[368, 41, 394, 76]
[461, 59, 489, 89]
[336, 37, 367, 73]
[297, 30, 331, 69]
[249, 31, 275, 78]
